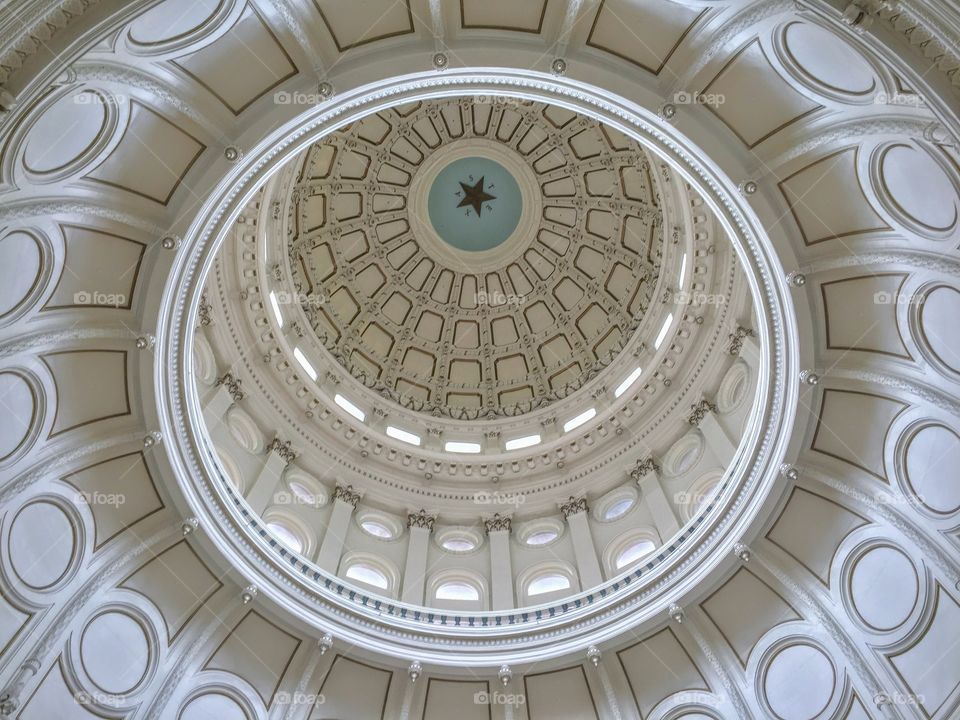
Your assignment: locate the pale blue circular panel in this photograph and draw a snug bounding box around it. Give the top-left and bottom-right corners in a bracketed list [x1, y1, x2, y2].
[427, 156, 522, 252]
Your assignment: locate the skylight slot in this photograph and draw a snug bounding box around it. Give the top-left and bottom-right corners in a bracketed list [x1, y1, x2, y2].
[334, 393, 365, 422]
[654, 314, 673, 349]
[292, 347, 317, 381]
[387, 426, 421, 446]
[679, 253, 688, 287]
[269, 291, 284, 327]
[614, 367, 643, 398]
[563, 408, 596, 433]
[505, 434, 541, 451]
[445, 441, 481, 454]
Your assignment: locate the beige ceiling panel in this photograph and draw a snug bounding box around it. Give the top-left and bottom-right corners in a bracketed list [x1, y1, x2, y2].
[18, 659, 100, 720]
[452, 320, 480, 348]
[820, 274, 911, 358]
[423, 678, 491, 720]
[617, 627, 709, 717]
[811, 389, 907, 480]
[301, 193, 327, 231]
[586, 0, 706, 74]
[703, 40, 821, 148]
[120, 540, 222, 642]
[173, 5, 297, 115]
[44, 225, 145, 311]
[204, 611, 301, 707]
[41, 350, 130, 437]
[313, 655, 393, 718]
[700, 568, 800, 666]
[415, 310, 444, 341]
[401, 347, 435, 377]
[460, 0, 549, 33]
[87, 101, 204, 205]
[780, 147, 890, 244]
[766, 487, 869, 585]
[62, 451, 163, 550]
[312, 0, 414, 51]
[341, 230, 370, 262]
[524, 666, 599, 719]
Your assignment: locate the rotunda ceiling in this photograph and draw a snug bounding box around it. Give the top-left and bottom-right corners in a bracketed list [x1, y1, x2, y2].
[5, 0, 958, 714]
[285, 98, 664, 419]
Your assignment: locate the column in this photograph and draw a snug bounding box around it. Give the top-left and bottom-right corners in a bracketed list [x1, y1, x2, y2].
[244, 438, 295, 514]
[560, 497, 604, 589]
[315, 485, 359, 572]
[485, 514, 514, 611]
[401, 510, 435, 605]
[738, 330, 761, 370]
[631, 458, 680, 542]
[203, 383, 235, 419]
[690, 399, 736, 467]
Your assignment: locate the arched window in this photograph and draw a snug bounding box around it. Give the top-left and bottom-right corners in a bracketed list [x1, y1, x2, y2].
[603, 528, 661, 578]
[527, 573, 570, 596]
[616, 538, 656, 569]
[436, 581, 480, 601]
[340, 553, 399, 597]
[266, 520, 303, 554]
[681, 471, 723, 522]
[428, 570, 487, 610]
[345, 563, 388, 589]
[517, 562, 578, 605]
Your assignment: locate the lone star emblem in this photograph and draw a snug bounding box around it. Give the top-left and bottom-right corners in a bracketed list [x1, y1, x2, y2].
[457, 176, 496, 217]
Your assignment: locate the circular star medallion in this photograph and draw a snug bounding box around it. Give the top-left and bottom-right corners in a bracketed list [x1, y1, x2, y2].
[427, 156, 522, 251]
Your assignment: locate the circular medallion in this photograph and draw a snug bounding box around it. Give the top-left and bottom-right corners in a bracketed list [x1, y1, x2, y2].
[427, 156, 522, 252]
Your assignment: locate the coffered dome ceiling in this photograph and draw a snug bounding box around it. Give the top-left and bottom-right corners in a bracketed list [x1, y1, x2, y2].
[1, 1, 959, 719]
[285, 98, 663, 418]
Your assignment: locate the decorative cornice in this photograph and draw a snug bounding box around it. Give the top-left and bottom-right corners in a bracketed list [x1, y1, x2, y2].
[215, 372, 243, 402]
[0, 0, 103, 89]
[483, 513, 512, 533]
[407, 509, 436, 531]
[629, 456, 660, 481]
[333, 484, 360, 508]
[559, 495, 589, 519]
[267, 436, 297, 464]
[727, 325, 754, 356]
[687, 398, 718, 426]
